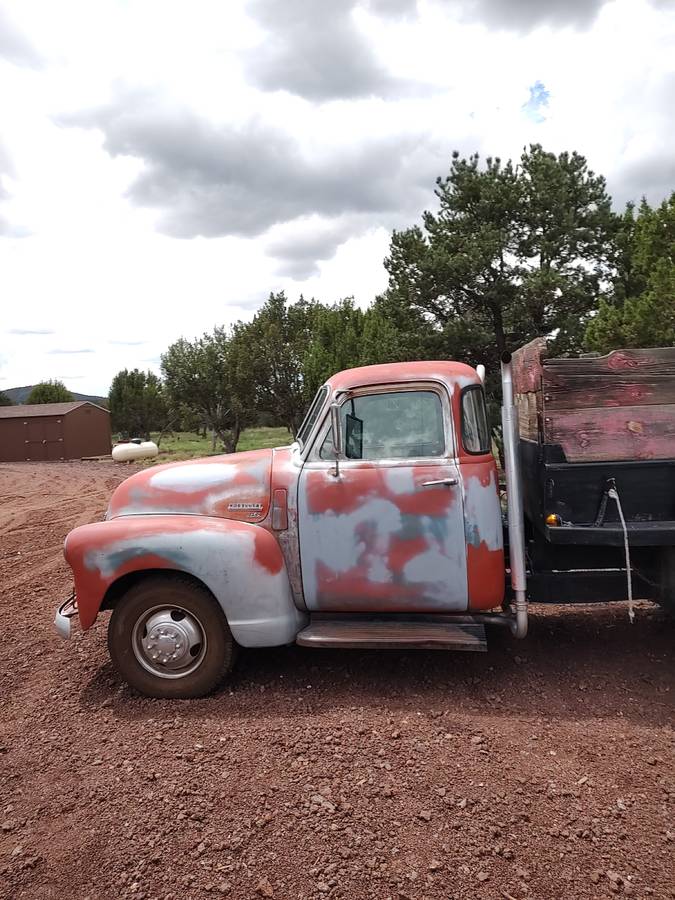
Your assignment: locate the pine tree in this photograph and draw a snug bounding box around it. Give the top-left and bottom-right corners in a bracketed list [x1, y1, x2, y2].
[586, 194, 675, 351]
[382, 145, 617, 376]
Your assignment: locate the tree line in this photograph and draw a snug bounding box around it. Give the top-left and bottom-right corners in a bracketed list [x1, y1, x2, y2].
[108, 294, 400, 447]
[90, 145, 675, 447]
[0, 380, 77, 406]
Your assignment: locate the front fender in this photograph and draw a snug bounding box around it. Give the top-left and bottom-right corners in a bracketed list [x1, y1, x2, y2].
[64, 515, 306, 647]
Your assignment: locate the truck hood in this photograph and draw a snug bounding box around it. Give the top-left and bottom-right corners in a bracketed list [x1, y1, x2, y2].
[107, 448, 274, 523]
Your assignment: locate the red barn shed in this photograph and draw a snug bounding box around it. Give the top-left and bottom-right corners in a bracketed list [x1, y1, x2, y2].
[0, 402, 111, 462]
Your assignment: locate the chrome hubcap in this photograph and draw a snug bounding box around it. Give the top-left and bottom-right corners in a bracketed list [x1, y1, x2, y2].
[132, 606, 207, 679]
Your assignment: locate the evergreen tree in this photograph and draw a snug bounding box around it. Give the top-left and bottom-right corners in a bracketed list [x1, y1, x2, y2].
[302, 299, 365, 394]
[27, 380, 73, 404]
[359, 305, 404, 366]
[302, 299, 406, 394]
[234, 292, 318, 436]
[161, 328, 253, 453]
[586, 194, 675, 351]
[108, 369, 167, 439]
[382, 145, 617, 377]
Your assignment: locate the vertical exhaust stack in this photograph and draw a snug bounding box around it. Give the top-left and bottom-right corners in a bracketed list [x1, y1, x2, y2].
[500, 352, 528, 638]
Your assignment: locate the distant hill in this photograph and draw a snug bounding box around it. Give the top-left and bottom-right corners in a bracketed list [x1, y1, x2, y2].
[4, 386, 108, 407]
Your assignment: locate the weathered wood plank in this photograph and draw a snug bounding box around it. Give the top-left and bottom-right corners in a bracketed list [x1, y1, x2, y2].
[544, 404, 675, 462]
[545, 347, 675, 376]
[511, 337, 547, 394]
[543, 374, 675, 410]
[516, 392, 540, 441]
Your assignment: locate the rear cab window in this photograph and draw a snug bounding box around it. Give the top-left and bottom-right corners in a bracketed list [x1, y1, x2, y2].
[461, 386, 490, 454]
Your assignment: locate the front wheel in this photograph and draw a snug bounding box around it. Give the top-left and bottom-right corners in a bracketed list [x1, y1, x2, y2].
[108, 575, 236, 698]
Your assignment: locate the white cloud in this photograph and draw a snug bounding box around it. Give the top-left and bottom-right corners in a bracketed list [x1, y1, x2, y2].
[0, 4, 43, 68]
[0, 0, 673, 394]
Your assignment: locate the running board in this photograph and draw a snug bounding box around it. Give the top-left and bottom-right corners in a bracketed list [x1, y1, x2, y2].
[296, 617, 487, 651]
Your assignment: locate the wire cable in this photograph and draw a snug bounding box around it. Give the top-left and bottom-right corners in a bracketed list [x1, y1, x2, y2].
[608, 486, 634, 624]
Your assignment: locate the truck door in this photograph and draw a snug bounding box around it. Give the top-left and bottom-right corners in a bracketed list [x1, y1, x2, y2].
[298, 384, 468, 612]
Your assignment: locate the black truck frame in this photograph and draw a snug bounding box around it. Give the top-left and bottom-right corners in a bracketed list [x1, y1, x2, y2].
[510, 339, 675, 609]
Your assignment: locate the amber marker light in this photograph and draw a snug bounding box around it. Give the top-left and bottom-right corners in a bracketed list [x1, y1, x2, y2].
[545, 513, 561, 527]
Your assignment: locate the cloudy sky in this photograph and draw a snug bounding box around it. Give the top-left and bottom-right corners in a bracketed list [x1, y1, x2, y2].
[1, 0, 674, 395]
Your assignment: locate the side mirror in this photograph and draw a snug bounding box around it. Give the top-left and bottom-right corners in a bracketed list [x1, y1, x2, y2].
[330, 402, 342, 476]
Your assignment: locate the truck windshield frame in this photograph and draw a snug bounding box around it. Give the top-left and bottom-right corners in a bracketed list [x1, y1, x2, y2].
[296, 385, 329, 450]
[319, 388, 446, 461]
[307, 380, 456, 464]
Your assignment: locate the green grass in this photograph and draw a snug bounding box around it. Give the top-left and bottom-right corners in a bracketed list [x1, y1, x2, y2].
[141, 426, 292, 465]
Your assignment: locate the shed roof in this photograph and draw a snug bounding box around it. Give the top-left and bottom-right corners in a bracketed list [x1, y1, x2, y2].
[0, 401, 109, 419]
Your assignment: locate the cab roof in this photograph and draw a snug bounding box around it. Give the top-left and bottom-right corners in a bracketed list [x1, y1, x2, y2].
[326, 360, 480, 393]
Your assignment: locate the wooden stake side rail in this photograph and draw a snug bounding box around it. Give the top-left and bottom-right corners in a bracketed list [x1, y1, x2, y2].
[544, 404, 675, 463]
[511, 340, 675, 463]
[543, 374, 675, 411]
[544, 347, 675, 377]
[511, 337, 547, 443]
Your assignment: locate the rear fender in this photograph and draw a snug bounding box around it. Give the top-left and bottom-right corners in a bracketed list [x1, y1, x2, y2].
[64, 515, 306, 647]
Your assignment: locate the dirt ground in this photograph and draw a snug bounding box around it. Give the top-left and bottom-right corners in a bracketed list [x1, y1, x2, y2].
[0, 461, 673, 900]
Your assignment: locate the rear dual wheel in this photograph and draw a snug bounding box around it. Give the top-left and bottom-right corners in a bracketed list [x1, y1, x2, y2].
[658, 547, 675, 617]
[108, 576, 236, 698]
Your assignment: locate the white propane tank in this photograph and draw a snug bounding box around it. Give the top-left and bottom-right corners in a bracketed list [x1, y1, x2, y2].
[112, 440, 159, 462]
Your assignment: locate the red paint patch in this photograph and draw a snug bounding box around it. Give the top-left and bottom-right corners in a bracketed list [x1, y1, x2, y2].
[305, 466, 457, 518]
[327, 360, 478, 393]
[314, 560, 421, 611]
[64, 514, 286, 630]
[75, 553, 176, 630]
[108, 449, 272, 521]
[305, 472, 375, 515]
[387, 535, 427, 572]
[393, 486, 452, 516]
[461, 460, 498, 488]
[466, 540, 504, 610]
[252, 527, 284, 575]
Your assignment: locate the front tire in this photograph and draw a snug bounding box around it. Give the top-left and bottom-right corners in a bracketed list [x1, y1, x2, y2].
[108, 575, 236, 698]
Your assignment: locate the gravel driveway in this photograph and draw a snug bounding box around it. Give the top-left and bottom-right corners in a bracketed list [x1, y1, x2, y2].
[1, 462, 673, 900]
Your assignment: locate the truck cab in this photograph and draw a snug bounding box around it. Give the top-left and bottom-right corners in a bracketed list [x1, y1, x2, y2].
[296, 362, 504, 614]
[56, 360, 522, 698]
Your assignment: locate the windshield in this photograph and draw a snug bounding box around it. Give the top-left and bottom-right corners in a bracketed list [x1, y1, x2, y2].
[296, 385, 329, 449]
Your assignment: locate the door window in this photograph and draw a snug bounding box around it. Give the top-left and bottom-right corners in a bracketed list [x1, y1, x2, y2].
[321, 390, 445, 460]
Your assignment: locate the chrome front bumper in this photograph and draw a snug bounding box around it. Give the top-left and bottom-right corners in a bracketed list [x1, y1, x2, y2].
[54, 594, 78, 640]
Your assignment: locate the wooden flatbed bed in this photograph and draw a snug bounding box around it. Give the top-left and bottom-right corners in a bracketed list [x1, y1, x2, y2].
[511, 340, 675, 608]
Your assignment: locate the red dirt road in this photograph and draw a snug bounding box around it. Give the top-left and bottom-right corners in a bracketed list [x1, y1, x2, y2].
[0, 462, 673, 900]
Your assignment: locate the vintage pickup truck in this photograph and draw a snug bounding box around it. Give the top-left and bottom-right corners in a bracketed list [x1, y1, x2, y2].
[55, 345, 675, 697]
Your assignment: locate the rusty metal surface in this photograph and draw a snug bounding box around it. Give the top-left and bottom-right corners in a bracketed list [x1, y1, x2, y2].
[63, 361, 507, 640]
[298, 461, 469, 612]
[325, 360, 480, 394]
[64, 513, 305, 646]
[266, 447, 306, 608]
[296, 618, 487, 650]
[297, 371, 503, 614]
[107, 449, 273, 522]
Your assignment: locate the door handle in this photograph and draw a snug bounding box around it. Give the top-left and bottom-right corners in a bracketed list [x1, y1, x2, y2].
[421, 477, 458, 487]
